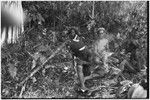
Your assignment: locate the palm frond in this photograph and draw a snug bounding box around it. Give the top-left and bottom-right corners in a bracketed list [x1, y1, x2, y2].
[1, 1, 24, 45]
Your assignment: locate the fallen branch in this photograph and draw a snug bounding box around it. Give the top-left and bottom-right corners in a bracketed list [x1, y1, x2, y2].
[18, 82, 26, 98]
[18, 41, 69, 86]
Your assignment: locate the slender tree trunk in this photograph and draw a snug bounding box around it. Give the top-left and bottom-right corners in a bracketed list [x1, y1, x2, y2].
[92, 1, 95, 19]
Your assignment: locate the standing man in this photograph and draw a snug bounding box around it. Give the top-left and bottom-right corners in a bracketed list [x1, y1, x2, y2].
[66, 28, 95, 92]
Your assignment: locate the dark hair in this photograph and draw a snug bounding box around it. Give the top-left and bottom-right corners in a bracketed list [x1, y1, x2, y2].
[140, 79, 147, 90]
[67, 28, 79, 35]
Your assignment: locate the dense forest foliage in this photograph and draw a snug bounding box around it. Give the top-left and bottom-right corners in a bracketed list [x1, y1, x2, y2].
[1, 1, 148, 98]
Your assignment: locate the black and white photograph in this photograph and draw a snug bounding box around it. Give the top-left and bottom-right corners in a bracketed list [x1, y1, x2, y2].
[1, 1, 148, 99]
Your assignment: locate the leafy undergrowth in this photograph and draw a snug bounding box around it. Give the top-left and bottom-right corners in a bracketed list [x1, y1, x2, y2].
[1, 32, 147, 98]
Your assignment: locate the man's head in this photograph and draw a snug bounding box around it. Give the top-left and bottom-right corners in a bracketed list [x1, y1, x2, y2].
[140, 79, 147, 90]
[97, 27, 105, 33]
[67, 28, 79, 40]
[96, 27, 107, 38]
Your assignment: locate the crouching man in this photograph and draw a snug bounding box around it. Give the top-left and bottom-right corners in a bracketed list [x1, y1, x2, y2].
[66, 28, 100, 92]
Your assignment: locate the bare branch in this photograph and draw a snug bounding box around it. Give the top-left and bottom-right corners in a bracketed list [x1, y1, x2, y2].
[18, 40, 69, 86]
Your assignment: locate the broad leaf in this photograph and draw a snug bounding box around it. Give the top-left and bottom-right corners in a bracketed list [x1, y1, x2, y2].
[8, 63, 17, 78]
